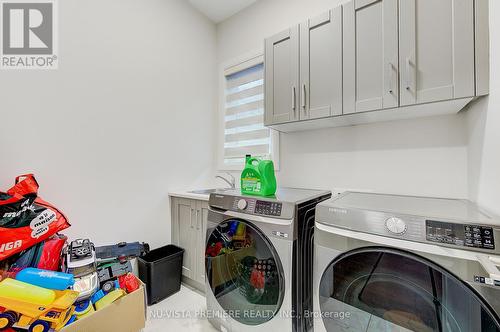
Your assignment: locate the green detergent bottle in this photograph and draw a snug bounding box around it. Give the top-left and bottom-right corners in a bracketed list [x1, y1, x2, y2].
[241, 155, 277, 197]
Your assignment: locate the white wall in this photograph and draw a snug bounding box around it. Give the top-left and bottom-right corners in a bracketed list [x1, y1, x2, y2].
[0, 0, 217, 248]
[216, 0, 469, 199]
[467, 0, 500, 215]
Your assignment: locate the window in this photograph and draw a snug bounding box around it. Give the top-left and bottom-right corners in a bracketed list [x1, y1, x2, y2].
[219, 55, 279, 170]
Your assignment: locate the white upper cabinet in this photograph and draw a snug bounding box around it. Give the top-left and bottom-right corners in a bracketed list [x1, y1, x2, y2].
[263, 0, 488, 132]
[264, 26, 300, 125]
[299, 7, 343, 120]
[399, 0, 475, 106]
[343, 0, 399, 114]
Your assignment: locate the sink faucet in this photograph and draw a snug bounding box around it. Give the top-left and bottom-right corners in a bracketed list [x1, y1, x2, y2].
[216, 172, 236, 189]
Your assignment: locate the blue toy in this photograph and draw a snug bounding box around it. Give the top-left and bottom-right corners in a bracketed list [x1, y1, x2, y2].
[16, 267, 75, 290]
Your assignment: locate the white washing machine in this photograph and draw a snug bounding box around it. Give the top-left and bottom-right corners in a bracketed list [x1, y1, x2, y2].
[313, 192, 500, 332]
[205, 188, 331, 332]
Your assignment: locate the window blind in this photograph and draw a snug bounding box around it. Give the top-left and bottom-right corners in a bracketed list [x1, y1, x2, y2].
[223, 62, 271, 166]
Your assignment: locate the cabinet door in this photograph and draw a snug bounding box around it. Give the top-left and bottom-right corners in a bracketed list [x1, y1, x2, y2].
[343, 0, 399, 114]
[300, 7, 343, 120]
[195, 201, 209, 285]
[172, 198, 197, 279]
[265, 26, 300, 125]
[400, 0, 475, 106]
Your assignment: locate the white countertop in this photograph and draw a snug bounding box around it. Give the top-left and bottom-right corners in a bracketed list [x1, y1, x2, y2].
[168, 190, 210, 201]
[169, 187, 342, 203]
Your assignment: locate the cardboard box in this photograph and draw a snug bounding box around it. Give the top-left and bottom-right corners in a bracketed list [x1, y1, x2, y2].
[61, 282, 146, 332]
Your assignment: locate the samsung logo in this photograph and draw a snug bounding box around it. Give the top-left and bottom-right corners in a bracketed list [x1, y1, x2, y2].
[329, 208, 348, 215]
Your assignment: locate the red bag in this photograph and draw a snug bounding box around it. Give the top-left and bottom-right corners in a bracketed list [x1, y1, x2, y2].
[0, 174, 70, 261]
[10, 234, 67, 271]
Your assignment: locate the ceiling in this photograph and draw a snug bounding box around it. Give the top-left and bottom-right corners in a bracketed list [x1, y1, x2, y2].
[188, 0, 258, 23]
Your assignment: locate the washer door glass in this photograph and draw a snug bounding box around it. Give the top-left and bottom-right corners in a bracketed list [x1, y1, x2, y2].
[319, 247, 500, 332]
[205, 219, 285, 326]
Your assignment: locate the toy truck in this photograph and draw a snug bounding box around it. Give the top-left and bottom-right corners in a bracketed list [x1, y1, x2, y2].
[0, 278, 78, 331]
[95, 241, 150, 263]
[63, 239, 99, 301]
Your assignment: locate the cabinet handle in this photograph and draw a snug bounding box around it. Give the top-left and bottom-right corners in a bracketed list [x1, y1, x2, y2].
[301, 83, 307, 110]
[190, 208, 194, 228]
[387, 63, 394, 94]
[196, 210, 200, 230]
[405, 57, 412, 91]
[292, 86, 296, 112]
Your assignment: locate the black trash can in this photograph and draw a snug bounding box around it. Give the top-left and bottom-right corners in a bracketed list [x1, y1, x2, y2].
[138, 244, 185, 305]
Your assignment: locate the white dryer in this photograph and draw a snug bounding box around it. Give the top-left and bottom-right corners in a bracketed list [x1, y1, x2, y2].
[205, 188, 331, 332]
[313, 192, 500, 332]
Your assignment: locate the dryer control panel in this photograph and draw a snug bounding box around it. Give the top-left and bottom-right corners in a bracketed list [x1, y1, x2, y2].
[426, 220, 495, 250]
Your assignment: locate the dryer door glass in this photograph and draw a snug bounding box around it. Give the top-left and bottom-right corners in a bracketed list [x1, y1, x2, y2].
[319, 247, 500, 332]
[205, 219, 285, 326]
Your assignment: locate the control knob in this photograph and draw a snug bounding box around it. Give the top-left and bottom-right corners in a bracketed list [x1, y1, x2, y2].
[385, 217, 407, 235]
[237, 199, 248, 210]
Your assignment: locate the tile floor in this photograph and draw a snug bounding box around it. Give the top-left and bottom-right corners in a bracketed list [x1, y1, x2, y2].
[144, 285, 218, 332]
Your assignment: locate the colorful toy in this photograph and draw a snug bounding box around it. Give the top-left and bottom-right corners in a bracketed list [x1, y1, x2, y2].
[206, 242, 223, 257]
[95, 242, 150, 263]
[0, 278, 55, 305]
[94, 289, 125, 311]
[118, 273, 140, 294]
[235, 223, 246, 237]
[90, 289, 106, 304]
[73, 299, 95, 320]
[250, 269, 265, 289]
[238, 257, 279, 305]
[15, 268, 74, 291]
[0, 278, 78, 331]
[97, 260, 132, 285]
[101, 280, 115, 293]
[219, 247, 233, 256]
[65, 315, 77, 326]
[233, 234, 252, 249]
[228, 221, 239, 236]
[64, 239, 99, 301]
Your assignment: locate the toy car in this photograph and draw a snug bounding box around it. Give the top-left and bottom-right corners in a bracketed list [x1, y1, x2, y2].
[95, 242, 149, 263]
[0, 278, 78, 331]
[63, 239, 99, 301]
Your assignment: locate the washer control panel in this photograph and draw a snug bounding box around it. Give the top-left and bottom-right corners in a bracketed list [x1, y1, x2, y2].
[231, 198, 282, 217]
[255, 200, 282, 216]
[426, 220, 495, 250]
[210, 193, 294, 219]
